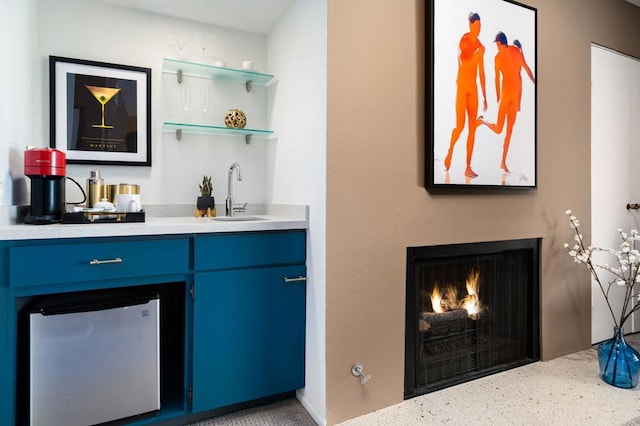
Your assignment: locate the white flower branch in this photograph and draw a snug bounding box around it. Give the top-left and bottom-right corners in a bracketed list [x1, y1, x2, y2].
[564, 210, 640, 328]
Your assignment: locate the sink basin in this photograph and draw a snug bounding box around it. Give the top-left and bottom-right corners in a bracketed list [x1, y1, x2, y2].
[211, 215, 265, 222]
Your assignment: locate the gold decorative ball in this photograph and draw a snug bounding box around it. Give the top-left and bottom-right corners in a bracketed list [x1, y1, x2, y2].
[224, 109, 247, 129]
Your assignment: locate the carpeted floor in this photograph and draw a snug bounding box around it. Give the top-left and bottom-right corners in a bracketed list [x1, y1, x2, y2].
[188, 398, 317, 426]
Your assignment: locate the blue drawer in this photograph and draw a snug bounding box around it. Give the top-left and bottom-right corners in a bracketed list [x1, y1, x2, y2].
[9, 237, 189, 287]
[194, 230, 306, 271]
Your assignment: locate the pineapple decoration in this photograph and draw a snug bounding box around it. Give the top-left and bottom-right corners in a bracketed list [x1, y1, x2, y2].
[224, 109, 247, 129]
[195, 175, 216, 217]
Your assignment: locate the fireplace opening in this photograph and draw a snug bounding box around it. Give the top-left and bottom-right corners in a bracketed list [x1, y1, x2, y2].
[404, 239, 540, 398]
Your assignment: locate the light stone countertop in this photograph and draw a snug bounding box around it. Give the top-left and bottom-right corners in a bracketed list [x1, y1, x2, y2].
[0, 204, 308, 241]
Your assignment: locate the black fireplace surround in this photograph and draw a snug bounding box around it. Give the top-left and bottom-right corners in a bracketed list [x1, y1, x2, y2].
[404, 239, 540, 398]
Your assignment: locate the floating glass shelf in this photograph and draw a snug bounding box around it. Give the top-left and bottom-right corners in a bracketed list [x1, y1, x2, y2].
[163, 122, 274, 143]
[162, 58, 275, 87]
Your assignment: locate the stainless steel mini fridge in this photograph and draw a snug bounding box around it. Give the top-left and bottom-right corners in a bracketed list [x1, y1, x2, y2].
[29, 290, 160, 426]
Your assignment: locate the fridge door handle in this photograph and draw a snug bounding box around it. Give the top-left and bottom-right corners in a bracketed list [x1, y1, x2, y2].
[89, 257, 123, 265]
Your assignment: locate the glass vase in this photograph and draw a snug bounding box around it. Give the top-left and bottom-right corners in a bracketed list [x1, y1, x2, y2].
[597, 327, 640, 388]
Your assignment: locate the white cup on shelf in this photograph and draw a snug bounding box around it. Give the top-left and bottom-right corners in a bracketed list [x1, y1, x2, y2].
[241, 60, 254, 70]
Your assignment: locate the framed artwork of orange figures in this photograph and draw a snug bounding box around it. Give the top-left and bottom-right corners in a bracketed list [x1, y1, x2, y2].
[426, 0, 537, 190]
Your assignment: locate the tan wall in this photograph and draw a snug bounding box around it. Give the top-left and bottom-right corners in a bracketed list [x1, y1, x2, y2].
[326, 0, 640, 424]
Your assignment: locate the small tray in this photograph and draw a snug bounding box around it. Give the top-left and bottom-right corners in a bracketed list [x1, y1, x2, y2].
[61, 210, 146, 224]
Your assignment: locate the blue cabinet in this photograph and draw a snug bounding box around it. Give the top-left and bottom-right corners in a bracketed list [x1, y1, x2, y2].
[192, 230, 306, 412]
[0, 229, 306, 425]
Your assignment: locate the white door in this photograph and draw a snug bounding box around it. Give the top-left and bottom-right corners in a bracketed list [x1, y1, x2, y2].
[591, 44, 640, 343]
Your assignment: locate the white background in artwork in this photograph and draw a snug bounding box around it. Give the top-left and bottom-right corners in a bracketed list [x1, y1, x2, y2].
[432, 0, 536, 186]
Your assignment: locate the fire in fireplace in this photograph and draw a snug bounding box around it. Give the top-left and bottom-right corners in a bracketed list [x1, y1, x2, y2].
[428, 266, 482, 318]
[404, 239, 540, 398]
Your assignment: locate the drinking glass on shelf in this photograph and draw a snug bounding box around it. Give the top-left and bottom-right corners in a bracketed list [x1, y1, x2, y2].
[172, 33, 189, 60]
[200, 81, 211, 122]
[181, 80, 191, 111]
[194, 32, 215, 63]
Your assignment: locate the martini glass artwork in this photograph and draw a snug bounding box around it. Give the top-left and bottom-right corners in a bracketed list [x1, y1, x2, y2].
[84, 85, 122, 128]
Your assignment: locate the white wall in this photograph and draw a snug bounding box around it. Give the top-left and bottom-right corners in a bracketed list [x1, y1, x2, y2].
[21, 0, 273, 208]
[268, 0, 327, 423]
[0, 0, 36, 206]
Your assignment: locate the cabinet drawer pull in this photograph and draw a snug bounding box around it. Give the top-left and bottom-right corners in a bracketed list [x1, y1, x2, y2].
[89, 257, 123, 265]
[284, 276, 306, 283]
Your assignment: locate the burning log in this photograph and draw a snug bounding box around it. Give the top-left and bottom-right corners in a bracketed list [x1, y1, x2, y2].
[420, 309, 469, 336]
[419, 318, 431, 332]
[421, 309, 468, 324]
[425, 267, 483, 320]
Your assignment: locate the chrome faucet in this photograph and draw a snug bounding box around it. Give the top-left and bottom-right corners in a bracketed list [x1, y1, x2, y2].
[226, 162, 246, 217]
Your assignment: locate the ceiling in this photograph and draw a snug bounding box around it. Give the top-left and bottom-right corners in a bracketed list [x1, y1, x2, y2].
[97, 0, 640, 33]
[97, 0, 295, 34]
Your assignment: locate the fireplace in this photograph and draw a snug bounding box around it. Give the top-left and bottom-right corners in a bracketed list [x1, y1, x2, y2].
[404, 239, 540, 398]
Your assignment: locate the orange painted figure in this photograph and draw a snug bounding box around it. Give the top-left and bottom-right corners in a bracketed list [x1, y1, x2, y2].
[444, 12, 487, 179]
[479, 32, 535, 173]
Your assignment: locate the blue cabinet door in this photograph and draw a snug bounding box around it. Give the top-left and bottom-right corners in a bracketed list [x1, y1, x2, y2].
[192, 264, 306, 412]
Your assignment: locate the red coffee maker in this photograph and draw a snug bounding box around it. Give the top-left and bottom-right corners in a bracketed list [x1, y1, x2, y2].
[24, 147, 66, 224]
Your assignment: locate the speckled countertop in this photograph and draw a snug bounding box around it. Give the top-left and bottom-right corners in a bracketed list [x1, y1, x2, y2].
[0, 204, 308, 241]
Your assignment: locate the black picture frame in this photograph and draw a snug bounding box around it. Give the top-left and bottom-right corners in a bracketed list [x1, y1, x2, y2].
[50, 56, 152, 166]
[426, 0, 537, 191]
